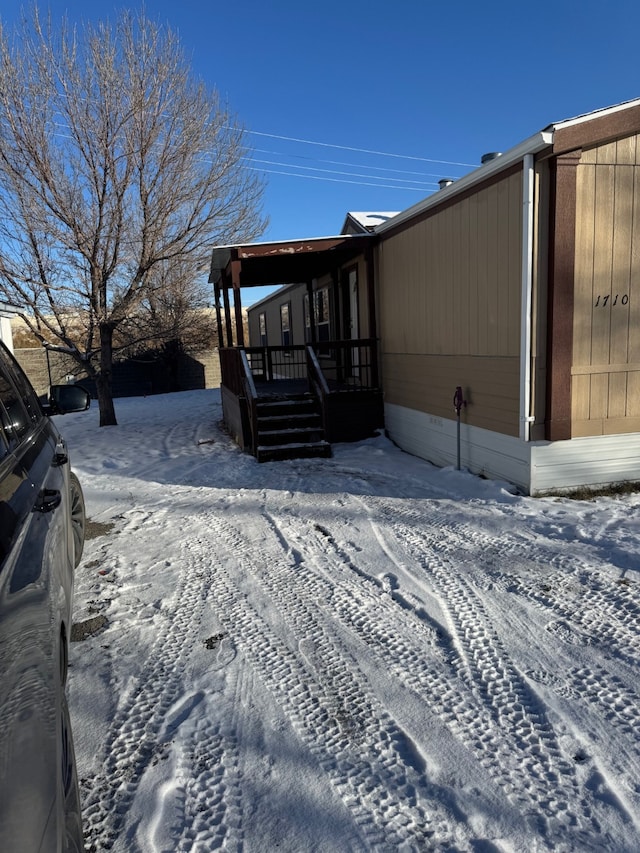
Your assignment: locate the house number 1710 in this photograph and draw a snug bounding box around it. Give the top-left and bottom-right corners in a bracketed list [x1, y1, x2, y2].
[594, 294, 629, 307]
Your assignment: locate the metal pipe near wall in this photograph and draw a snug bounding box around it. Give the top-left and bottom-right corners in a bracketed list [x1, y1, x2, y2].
[453, 386, 467, 470]
[519, 153, 535, 442]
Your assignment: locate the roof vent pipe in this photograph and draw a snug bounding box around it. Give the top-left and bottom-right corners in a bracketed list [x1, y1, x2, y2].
[481, 152, 502, 164]
[438, 179, 454, 190]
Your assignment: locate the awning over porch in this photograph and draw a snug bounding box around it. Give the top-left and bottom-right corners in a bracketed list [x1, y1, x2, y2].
[208, 234, 376, 347]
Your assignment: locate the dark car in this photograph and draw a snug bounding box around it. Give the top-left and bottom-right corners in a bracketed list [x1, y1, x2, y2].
[0, 340, 89, 852]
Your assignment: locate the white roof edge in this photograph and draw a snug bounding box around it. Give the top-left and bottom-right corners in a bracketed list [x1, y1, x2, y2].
[212, 233, 366, 255]
[375, 130, 554, 235]
[548, 96, 640, 131]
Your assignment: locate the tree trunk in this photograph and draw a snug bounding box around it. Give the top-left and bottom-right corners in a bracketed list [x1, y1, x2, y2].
[96, 324, 118, 426]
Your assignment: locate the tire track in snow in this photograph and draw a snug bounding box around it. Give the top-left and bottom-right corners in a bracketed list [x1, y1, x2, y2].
[331, 495, 609, 846]
[363, 493, 640, 676]
[190, 518, 461, 852]
[505, 567, 640, 670]
[381, 495, 640, 671]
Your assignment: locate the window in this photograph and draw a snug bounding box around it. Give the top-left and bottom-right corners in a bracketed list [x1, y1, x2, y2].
[280, 303, 291, 347]
[0, 369, 30, 450]
[304, 286, 332, 354]
[314, 287, 331, 346]
[1, 350, 41, 427]
[258, 312, 267, 347]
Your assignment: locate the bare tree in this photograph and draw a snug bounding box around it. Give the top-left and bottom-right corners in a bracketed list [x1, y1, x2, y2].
[119, 259, 218, 356]
[0, 7, 266, 424]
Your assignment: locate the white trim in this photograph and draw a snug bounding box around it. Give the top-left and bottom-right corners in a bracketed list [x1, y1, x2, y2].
[385, 402, 640, 496]
[519, 154, 535, 441]
[547, 96, 640, 131]
[384, 403, 532, 493]
[530, 433, 640, 495]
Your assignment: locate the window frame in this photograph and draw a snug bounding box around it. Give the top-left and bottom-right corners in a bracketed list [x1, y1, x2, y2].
[258, 312, 267, 347]
[280, 302, 292, 348]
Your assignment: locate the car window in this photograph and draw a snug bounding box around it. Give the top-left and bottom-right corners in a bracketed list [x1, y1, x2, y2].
[0, 345, 42, 426]
[0, 364, 31, 449]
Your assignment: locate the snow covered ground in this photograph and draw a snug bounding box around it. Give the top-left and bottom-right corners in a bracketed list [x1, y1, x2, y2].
[60, 388, 640, 853]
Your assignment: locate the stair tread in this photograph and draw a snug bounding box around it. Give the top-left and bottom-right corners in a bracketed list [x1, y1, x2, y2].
[258, 440, 330, 450]
[259, 426, 322, 436]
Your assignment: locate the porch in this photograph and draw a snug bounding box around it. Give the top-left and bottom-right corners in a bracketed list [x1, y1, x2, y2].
[210, 233, 383, 461]
[219, 340, 383, 461]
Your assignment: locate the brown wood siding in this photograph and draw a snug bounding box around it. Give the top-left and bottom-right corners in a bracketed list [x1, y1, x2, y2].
[572, 134, 640, 436]
[378, 171, 523, 435]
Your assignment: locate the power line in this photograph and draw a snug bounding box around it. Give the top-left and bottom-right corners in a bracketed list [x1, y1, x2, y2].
[252, 147, 461, 181]
[244, 128, 477, 169]
[244, 156, 438, 188]
[244, 165, 431, 192]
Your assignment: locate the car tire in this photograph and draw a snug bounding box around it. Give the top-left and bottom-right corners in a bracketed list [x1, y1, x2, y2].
[69, 473, 85, 568]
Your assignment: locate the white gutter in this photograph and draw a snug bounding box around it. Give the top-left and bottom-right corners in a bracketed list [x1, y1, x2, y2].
[519, 154, 536, 441]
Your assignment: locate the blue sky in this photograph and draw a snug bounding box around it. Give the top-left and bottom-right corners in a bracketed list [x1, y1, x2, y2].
[3, 1, 640, 302]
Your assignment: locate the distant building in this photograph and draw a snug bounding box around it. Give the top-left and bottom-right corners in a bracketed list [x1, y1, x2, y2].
[0, 303, 19, 352]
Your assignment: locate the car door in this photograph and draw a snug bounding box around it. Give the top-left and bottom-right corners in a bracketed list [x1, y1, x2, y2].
[0, 354, 74, 852]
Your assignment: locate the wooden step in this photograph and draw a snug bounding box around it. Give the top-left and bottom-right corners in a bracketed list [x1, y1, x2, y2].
[257, 412, 321, 431]
[258, 426, 325, 447]
[256, 441, 332, 462]
[254, 393, 330, 461]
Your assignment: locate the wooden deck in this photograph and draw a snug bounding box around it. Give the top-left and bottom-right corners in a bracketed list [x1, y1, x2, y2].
[219, 344, 384, 460]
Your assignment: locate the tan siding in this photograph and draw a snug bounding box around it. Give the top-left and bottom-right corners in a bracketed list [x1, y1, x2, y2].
[589, 373, 609, 420]
[616, 134, 637, 165]
[572, 133, 640, 436]
[378, 171, 523, 436]
[591, 163, 615, 365]
[608, 373, 627, 418]
[468, 196, 480, 353]
[486, 183, 499, 351]
[631, 166, 640, 362]
[572, 374, 591, 423]
[573, 164, 596, 368]
[383, 353, 520, 436]
[510, 174, 523, 351]
[629, 372, 640, 416]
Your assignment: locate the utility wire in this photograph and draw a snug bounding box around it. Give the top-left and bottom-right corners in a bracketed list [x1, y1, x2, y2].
[252, 147, 462, 180]
[244, 156, 438, 188]
[244, 165, 432, 192]
[243, 128, 477, 168]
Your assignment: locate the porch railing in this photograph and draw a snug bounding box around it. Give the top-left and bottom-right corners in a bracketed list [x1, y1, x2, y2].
[245, 344, 307, 383]
[237, 339, 379, 391]
[219, 340, 382, 454]
[240, 350, 259, 455]
[306, 346, 331, 437]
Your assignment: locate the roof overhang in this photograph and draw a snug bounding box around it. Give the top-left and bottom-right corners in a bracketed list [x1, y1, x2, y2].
[209, 234, 374, 289]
